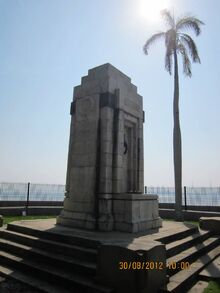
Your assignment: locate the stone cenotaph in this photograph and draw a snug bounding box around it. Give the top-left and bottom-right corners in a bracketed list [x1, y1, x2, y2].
[57, 63, 162, 232]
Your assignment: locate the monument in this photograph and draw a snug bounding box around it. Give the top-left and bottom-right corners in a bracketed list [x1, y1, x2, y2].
[57, 63, 162, 232]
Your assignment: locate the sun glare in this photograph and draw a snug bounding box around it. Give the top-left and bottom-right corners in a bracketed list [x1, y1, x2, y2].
[139, 0, 170, 23]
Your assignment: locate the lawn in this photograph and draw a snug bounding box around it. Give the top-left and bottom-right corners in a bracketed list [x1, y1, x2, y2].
[163, 218, 199, 226]
[3, 215, 56, 225]
[204, 280, 220, 293]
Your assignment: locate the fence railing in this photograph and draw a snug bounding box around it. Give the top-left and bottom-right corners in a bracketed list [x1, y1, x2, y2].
[0, 182, 65, 202]
[0, 183, 220, 207]
[145, 186, 220, 206]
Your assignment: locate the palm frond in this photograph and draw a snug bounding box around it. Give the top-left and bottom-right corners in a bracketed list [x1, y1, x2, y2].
[143, 10, 203, 78]
[179, 34, 200, 63]
[178, 44, 192, 77]
[161, 9, 175, 28]
[176, 17, 204, 36]
[143, 32, 165, 55]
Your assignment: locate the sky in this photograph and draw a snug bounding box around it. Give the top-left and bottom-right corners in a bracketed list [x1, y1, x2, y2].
[0, 0, 219, 187]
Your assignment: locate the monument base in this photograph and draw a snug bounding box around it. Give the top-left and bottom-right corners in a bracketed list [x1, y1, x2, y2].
[57, 209, 97, 230]
[100, 193, 162, 232]
[57, 194, 162, 233]
[113, 194, 162, 232]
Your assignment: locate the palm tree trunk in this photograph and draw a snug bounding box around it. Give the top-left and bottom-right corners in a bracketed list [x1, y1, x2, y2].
[173, 50, 183, 221]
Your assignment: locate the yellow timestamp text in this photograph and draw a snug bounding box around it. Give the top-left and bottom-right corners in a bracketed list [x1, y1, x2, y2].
[118, 261, 190, 270]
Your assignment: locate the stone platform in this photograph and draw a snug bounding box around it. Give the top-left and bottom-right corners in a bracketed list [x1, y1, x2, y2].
[8, 218, 194, 246]
[1, 219, 219, 293]
[199, 217, 220, 234]
[1, 219, 195, 292]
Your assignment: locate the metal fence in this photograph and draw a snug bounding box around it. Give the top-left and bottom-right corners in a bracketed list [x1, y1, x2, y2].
[0, 182, 220, 206]
[0, 182, 65, 202]
[146, 186, 220, 206]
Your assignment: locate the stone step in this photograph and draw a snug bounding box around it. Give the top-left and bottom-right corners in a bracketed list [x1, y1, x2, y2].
[0, 238, 96, 277]
[0, 264, 69, 293]
[199, 255, 220, 280]
[7, 222, 100, 249]
[160, 245, 220, 293]
[166, 230, 212, 258]
[157, 225, 198, 244]
[167, 236, 220, 276]
[0, 229, 97, 263]
[0, 250, 113, 293]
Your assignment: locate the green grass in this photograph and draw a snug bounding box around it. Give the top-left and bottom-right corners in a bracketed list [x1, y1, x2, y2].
[3, 215, 56, 225]
[184, 220, 199, 226]
[163, 218, 199, 226]
[203, 280, 220, 293]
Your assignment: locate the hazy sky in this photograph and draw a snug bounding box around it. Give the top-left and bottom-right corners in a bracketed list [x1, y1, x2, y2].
[0, 0, 219, 186]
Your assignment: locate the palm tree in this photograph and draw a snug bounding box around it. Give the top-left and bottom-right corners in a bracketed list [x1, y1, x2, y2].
[143, 10, 204, 221]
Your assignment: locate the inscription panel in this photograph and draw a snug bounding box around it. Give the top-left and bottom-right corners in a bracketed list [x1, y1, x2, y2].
[76, 95, 99, 121]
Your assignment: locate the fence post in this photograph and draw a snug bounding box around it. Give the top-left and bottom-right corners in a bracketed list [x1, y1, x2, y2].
[144, 186, 147, 194]
[26, 182, 30, 215]
[184, 186, 187, 211]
